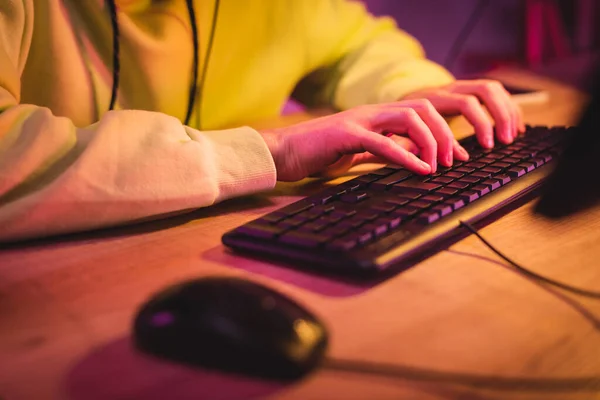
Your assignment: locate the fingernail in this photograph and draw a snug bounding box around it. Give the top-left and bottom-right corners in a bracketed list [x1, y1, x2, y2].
[485, 138, 494, 148]
[458, 145, 469, 159]
[445, 154, 453, 166]
[431, 159, 437, 173]
[419, 159, 430, 171]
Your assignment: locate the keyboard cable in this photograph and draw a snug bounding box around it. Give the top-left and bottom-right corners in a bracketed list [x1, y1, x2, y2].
[321, 221, 600, 391]
[458, 220, 600, 299]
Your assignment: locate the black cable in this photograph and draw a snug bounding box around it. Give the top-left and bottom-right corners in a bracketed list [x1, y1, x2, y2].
[106, 0, 120, 111]
[444, 0, 490, 71]
[105, 0, 219, 127]
[183, 0, 200, 126]
[185, 0, 220, 128]
[459, 220, 600, 299]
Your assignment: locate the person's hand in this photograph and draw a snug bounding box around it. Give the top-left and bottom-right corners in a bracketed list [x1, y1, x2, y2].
[259, 100, 470, 182]
[403, 79, 526, 148]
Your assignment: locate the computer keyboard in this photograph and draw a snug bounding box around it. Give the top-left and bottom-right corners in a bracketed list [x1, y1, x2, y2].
[222, 125, 571, 276]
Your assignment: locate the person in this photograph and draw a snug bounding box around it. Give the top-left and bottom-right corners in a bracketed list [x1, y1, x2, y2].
[0, 0, 524, 242]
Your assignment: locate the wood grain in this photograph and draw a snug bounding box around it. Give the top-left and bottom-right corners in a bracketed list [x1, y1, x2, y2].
[1, 68, 600, 400]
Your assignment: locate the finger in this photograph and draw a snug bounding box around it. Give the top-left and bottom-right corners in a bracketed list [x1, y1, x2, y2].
[504, 88, 526, 137]
[352, 136, 419, 166]
[399, 99, 455, 168]
[423, 92, 492, 153]
[453, 138, 469, 161]
[353, 128, 430, 174]
[453, 80, 513, 145]
[369, 104, 438, 172]
[497, 85, 520, 141]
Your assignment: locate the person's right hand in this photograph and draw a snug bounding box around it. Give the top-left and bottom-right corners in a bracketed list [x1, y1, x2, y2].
[259, 99, 470, 182]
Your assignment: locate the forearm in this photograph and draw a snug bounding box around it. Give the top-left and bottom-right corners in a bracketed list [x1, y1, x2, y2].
[0, 106, 276, 242]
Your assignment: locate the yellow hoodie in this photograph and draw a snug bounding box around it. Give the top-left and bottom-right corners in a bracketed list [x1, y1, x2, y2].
[0, 0, 454, 242]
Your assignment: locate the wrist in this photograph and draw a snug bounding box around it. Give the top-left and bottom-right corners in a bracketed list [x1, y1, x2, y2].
[258, 129, 283, 178]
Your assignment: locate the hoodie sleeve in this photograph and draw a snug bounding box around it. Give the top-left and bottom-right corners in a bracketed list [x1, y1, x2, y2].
[293, 0, 455, 109]
[0, 1, 275, 242]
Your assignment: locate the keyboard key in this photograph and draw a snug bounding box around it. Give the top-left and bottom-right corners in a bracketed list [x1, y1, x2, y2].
[279, 201, 315, 216]
[354, 231, 373, 244]
[342, 182, 364, 192]
[478, 157, 497, 164]
[261, 212, 287, 223]
[393, 207, 420, 218]
[493, 174, 511, 185]
[530, 157, 546, 168]
[537, 152, 553, 163]
[300, 221, 329, 232]
[356, 211, 379, 222]
[502, 157, 520, 164]
[390, 191, 422, 200]
[279, 217, 307, 229]
[497, 149, 514, 155]
[370, 170, 413, 190]
[512, 152, 532, 161]
[353, 175, 380, 184]
[320, 225, 350, 237]
[236, 221, 286, 238]
[459, 190, 480, 203]
[445, 198, 466, 210]
[489, 162, 511, 169]
[517, 162, 536, 172]
[331, 209, 357, 219]
[481, 179, 501, 191]
[444, 172, 465, 179]
[435, 187, 459, 198]
[340, 192, 369, 203]
[471, 171, 491, 179]
[317, 214, 343, 225]
[431, 176, 454, 184]
[381, 215, 402, 229]
[465, 162, 486, 169]
[338, 218, 365, 230]
[422, 194, 445, 203]
[455, 167, 475, 174]
[459, 176, 481, 184]
[279, 231, 329, 248]
[507, 167, 526, 178]
[384, 198, 410, 207]
[369, 167, 398, 177]
[471, 185, 491, 196]
[312, 193, 335, 205]
[416, 211, 440, 224]
[481, 167, 502, 174]
[432, 204, 453, 217]
[304, 205, 335, 219]
[362, 222, 389, 237]
[448, 181, 469, 190]
[326, 237, 357, 251]
[372, 203, 396, 213]
[393, 179, 441, 194]
[411, 200, 433, 209]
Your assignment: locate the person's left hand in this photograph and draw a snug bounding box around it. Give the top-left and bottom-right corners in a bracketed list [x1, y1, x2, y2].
[402, 79, 526, 149]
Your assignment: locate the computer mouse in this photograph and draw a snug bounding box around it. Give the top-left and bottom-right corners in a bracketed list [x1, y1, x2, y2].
[133, 276, 328, 381]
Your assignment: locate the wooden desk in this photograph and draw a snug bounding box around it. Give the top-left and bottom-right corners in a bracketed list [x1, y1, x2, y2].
[2, 69, 600, 400]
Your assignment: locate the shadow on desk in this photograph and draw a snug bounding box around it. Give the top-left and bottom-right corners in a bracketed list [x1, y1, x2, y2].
[65, 337, 287, 400]
[1, 195, 276, 250]
[65, 336, 600, 400]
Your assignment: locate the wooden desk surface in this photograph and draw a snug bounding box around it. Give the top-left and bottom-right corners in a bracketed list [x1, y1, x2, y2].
[2, 69, 600, 400]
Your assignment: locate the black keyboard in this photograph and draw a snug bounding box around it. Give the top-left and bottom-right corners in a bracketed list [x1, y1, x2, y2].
[222, 126, 571, 276]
